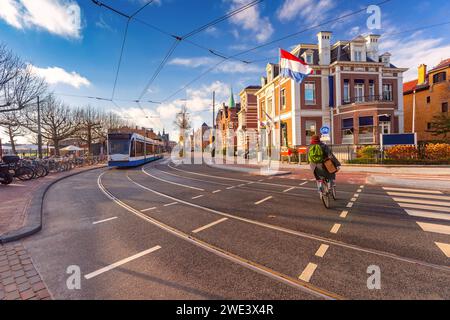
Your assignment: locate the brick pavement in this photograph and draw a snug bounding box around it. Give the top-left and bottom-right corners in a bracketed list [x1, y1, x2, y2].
[0, 243, 51, 300]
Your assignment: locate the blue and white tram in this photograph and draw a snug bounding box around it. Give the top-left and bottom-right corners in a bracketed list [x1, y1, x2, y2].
[107, 132, 163, 167]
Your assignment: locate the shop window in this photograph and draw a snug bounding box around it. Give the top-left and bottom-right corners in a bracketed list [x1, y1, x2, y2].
[358, 116, 374, 144]
[342, 118, 354, 144]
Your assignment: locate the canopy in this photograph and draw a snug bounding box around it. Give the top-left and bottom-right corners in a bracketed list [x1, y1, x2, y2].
[61, 145, 84, 151]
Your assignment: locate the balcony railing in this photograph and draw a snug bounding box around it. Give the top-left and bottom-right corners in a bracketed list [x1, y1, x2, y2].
[342, 95, 393, 105]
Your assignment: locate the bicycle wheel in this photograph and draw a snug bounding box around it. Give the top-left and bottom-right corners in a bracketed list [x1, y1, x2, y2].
[34, 165, 46, 178]
[331, 183, 337, 200]
[15, 166, 35, 181]
[321, 184, 331, 209]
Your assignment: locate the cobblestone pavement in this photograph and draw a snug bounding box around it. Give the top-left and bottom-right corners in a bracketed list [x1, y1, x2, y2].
[0, 243, 51, 300]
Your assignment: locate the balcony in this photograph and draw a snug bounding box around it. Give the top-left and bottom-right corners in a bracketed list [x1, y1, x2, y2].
[342, 95, 393, 106]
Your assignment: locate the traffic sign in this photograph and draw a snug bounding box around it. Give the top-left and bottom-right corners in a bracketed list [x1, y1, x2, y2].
[320, 126, 330, 135]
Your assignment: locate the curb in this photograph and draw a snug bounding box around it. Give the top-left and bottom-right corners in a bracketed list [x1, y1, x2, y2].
[0, 165, 107, 244]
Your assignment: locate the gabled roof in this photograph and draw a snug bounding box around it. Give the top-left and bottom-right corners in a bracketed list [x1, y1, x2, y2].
[403, 80, 418, 93]
[429, 58, 450, 72]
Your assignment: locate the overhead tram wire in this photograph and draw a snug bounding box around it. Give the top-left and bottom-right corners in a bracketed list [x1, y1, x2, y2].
[136, 0, 264, 102]
[160, 0, 394, 103]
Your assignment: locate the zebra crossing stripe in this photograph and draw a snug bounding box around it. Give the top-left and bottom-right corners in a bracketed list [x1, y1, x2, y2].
[435, 242, 450, 258]
[416, 222, 450, 235]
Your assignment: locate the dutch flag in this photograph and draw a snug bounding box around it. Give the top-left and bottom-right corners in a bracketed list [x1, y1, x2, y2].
[280, 48, 313, 83]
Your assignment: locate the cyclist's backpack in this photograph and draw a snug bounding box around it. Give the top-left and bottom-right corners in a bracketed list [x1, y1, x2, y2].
[308, 144, 324, 164]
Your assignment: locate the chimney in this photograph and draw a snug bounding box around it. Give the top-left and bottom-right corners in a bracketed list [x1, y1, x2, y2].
[317, 31, 332, 65]
[365, 34, 380, 61]
[418, 64, 427, 84]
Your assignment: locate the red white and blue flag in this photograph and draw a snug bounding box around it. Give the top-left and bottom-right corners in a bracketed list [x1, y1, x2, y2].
[279, 48, 313, 83]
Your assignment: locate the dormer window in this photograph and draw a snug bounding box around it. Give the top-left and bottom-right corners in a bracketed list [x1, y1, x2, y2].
[354, 50, 363, 62]
[305, 54, 313, 64]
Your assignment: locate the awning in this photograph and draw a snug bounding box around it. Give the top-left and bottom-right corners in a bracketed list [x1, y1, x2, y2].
[359, 116, 374, 126]
[342, 118, 354, 129]
[379, 115, 391, 122]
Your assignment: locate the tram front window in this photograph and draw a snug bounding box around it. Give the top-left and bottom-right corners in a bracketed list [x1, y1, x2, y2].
[108, 140, 129, 155]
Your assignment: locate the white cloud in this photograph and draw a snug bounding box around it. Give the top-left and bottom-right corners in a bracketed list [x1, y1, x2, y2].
[277, 0, 335, 24]
[227, 0, 274, 43]
[168, 57, 261, 74]
[380, 35, 450, 81]
[29, 65, 90, 88]
[0, 0, 82, 39]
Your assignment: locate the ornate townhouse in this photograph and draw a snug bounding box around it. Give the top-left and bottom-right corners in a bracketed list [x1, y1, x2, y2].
[404, 59, 450, 141]
[237, 85, 261, 155]
[215, 100, 240, 153]
[256, 31, 407, 148]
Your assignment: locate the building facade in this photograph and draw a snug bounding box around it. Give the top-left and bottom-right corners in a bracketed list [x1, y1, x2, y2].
[404, 59, 450, 141]
[237, 86, 261, 155]
[256, 31, 407, 148]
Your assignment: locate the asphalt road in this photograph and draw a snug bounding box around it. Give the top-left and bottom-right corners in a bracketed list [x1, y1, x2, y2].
[23, 158, 450, 300]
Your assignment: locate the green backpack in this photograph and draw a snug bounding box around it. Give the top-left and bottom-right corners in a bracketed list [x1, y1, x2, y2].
[308, 144, 324, 164]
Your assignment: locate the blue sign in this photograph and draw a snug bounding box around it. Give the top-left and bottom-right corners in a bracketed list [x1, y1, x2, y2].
[320, 126, 330, 135]
[381, 133, 416, 146]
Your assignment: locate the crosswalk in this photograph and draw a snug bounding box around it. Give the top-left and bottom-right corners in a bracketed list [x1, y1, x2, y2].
[383, 187, 450, 258]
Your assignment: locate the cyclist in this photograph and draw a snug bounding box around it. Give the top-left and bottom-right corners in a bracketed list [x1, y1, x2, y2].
[307, 135, 341, 193]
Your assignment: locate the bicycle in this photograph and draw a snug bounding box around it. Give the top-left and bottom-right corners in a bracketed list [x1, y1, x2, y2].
[317, 177, 336, 209]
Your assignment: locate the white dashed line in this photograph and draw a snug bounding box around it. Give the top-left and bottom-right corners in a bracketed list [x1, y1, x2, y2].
[84, 246, 161, 280]
[238, 184, 245, 187]
[357, 189, 362, 193]
[330, 224, 341, 234]
[351, 198, 357, 202]
[212, 190, 221, 194]
[164, 202, 178, 207]
[340, 211, 348, 218]
[299, 263, 317, 283]
[141, 207, 157, 212]
[192, 218, 228, 234]
[255, 196, 273, 205]
[353, 194, 359, 198]
[92, 217, 118, 225]
[226, 186, 235, 190]
[299, 181, 308, 186]
[191, 195, 204, 200]
[283, 187, 295, 193]
[346, 202, 354, 208]
[315, 244, 329, 258]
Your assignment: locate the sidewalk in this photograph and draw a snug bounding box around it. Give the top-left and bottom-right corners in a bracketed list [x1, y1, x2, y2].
[0, 243, 51, 300]
[0, 164, 106, 243]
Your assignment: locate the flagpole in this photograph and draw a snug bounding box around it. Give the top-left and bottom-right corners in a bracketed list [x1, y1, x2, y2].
[278, 48, 282, 161]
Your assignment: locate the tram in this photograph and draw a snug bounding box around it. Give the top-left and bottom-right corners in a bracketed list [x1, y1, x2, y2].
[107, 132, 163, 167]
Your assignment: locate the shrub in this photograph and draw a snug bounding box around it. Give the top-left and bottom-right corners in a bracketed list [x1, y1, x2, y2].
[385, 145, 418, 160]
[357, 146, 380, 159]
[424, 143, 450, 161]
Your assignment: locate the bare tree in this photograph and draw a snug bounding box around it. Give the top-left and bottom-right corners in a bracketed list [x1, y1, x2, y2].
[174, 105, 191, 138]
[2, 65, 46, 113]
[24, 95, 80, 155]
[75, 106, 102, 155]
[0, 44, 22, 105]
[0, 109, 23, 154]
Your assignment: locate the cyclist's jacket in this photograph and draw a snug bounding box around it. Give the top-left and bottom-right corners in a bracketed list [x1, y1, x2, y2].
[307, 143, 341, 180]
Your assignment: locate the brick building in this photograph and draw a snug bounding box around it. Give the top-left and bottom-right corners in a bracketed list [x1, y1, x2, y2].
[237, 85, 261, 154]
[403, 59, 450, 141]
[256, 31, 407, 148]
[215, 90, 240, 153]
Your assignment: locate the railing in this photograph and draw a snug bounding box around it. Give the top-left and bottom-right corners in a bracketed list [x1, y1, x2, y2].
[342, 95, 393, 105]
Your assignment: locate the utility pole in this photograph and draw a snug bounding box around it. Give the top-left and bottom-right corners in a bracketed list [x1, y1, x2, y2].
[212, 91, 216, 158]
[37, 96, 43, 159]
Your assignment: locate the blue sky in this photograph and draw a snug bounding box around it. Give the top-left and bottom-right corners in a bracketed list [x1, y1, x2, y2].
[1, 0, 450, 143]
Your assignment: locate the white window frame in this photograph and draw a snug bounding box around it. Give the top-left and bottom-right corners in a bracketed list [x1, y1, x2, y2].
[354, 83, 365, 103]
[305, 82, 316, 105]
[343, 80, 350, 104]
[383, 84, 393, 101]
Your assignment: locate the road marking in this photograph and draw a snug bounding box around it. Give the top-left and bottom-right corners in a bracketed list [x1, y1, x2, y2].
[9, 184, 26, 187]
[398, 203, 450, 213]
[405, 210, 450, 221]
[164, 202, 178, 207]
[212, 190, 221, 194]
[121, 172, 450, 273]
[191, 195, 204, 200]
[238, 184, 245, 187]
[393, 197, 450, 207]
[351, 198, 357, 202]
[340, 211, 348, 218]
[142, 168, 205, 191]
[435, 242, 450, 258]
[299, 263, 317, 283]
[353, 194, 359, 198]
[255, 196, 273, 205]
[141, 207, 157, 212]
[247, 182, 254, 185]
[101, 174, 340, 300]
[192, 218, 228, 234]
[226, 186, 235, 190]
[387, 192, 450, 201]
[299, 181, 308, 186]
[330, 224, 341, 234]
[357, 189, 362, 193]
[84, 246, 161, 280]
[258, 179, 264, 182]
[283, 187, 295, 193]
[92, 217, 118, 225]
[383, 187, 442, 194]
[359, 185, 365, 189]
[315, 244, 329, 258]
[417, 222, 450, 235]
[346, 202, 354, 208]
